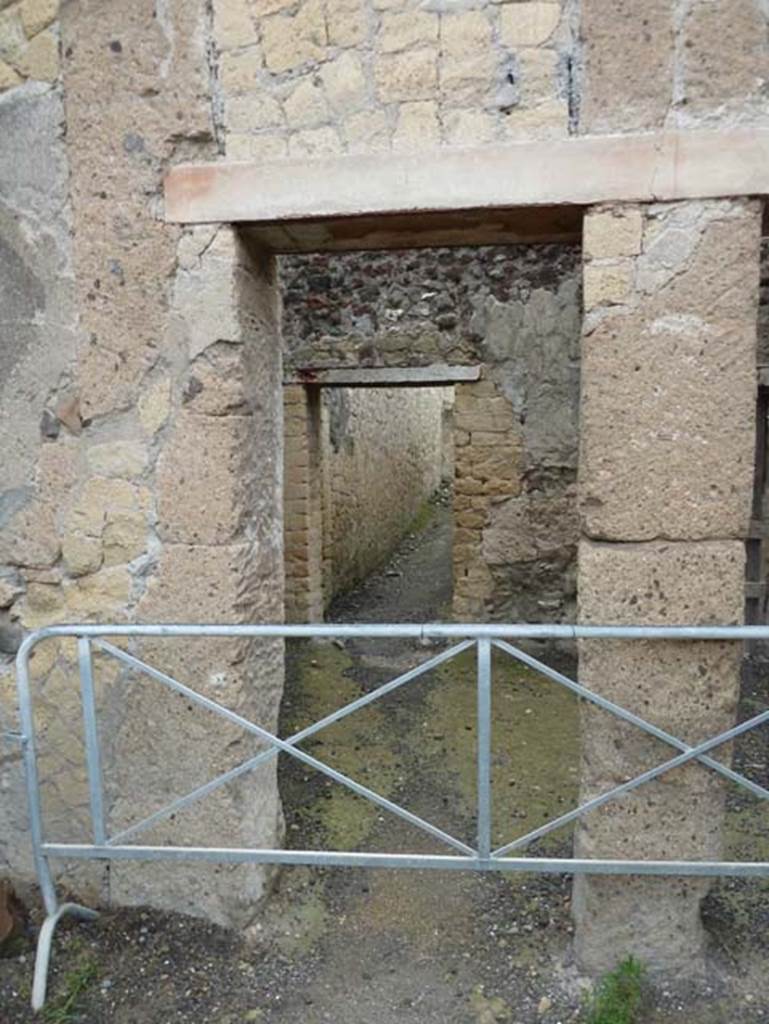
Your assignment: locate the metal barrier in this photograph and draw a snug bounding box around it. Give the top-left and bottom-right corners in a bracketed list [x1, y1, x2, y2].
[14, 622, 769, 1010]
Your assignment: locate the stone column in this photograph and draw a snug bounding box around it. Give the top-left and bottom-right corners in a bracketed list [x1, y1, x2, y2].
[283, 384, 324, 622]
[574, 200, 762, 974]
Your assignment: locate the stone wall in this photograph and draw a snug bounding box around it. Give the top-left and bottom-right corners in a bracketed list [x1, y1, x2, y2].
[320, 385, 448, 602]
[281, 245, 582, 622]
[0, 0, 767, 967]
[213, 0, 575, 161]
[0, 0, 58, 91]
[283, 384, 448, 619]
[574, 198, 762, 975]
[0, 0, 286, 926]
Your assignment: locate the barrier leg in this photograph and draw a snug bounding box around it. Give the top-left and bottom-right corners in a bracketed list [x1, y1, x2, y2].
[31, 902, 99, 1012]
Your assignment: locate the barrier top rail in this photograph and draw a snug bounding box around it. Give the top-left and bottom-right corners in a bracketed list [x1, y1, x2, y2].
[16, 621, 769, 651]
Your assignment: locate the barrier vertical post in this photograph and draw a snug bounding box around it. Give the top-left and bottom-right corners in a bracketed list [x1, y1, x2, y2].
[78, 636, 106, 845]
[477, 637, 492, 863]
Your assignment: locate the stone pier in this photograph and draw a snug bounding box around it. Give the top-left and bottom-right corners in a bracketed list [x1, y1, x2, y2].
[573, 199, 762, 974]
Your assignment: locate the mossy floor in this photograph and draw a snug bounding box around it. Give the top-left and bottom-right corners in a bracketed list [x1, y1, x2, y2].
[279, 641, 579, 859]
[5, 504, 769, 1022]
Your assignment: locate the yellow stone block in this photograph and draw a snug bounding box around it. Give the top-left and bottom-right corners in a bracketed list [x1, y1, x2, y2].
[261, 1, 326, 73]
[379, 10, 437, 53]
[583, 260, 634, 309]
[213, 0, 256, 50]
[19, 0, 57, 39]
[138, 375, 171, 436]
[0, 56, 21, 89]
[375, 48, 437, 103]
[583, 208, 644, 260]
[499, 2, 560, 47]
[15, 25, 58, 81]
[392, 100, 440, 152]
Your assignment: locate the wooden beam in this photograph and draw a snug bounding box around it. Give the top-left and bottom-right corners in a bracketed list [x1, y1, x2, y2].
[284, 365, 482, 387]
[165, 131, 769, 255]
[241, 205, 582, 252]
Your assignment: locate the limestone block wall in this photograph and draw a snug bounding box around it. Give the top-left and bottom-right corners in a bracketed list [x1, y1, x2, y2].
[574, 198, 762, 975]
[284, 384, 325, 623]
[213, 0, 575, 161]
[281, 246, 581, 622]
[283, 383, 448, 620]
[0, 0, 286, 926]
[0, 0, 58, 91]
[320, 385, 447, 602]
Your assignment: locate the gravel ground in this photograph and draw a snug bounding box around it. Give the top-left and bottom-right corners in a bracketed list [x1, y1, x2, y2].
[4, 497, 769, 1022]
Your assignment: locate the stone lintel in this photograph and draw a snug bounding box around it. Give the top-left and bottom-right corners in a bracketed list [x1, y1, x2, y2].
[165, 131, 769, 253]
[284, 364, 481, 387]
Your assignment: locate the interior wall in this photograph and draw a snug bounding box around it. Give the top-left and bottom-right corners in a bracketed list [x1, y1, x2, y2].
[320, 385, 449, 603]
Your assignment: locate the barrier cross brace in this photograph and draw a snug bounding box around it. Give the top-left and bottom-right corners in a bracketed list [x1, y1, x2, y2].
[13, 621, 769, 1011]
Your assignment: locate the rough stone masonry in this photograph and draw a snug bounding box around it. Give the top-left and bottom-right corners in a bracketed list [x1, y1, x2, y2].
[0, 0, 767, 978]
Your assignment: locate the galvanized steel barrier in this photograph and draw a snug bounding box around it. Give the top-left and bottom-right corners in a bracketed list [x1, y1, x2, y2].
[13, 622, 769, 1010]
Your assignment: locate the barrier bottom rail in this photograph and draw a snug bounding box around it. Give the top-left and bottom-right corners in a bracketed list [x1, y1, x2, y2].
[13, 622, 769, 1011]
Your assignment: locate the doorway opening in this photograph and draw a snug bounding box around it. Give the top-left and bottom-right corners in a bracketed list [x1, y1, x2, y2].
[279, 244, 582, 628]
[283, 377, 457, 625]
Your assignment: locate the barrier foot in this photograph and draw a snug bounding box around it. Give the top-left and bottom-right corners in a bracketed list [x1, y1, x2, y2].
[31, 902, 99, 1012]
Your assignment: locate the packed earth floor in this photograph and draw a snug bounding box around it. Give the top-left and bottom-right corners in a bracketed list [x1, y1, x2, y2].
[4, 499, 769, 1022]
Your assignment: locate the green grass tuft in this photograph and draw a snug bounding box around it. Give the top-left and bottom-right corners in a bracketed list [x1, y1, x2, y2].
[42, 956, 99, 1024]
[584, 956, 646, 1024]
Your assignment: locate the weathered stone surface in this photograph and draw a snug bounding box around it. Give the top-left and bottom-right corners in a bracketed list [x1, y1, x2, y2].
[63, 566, 133, 619]
[261, 1, 326, 73]
[137, 374, 171, 435]
[326, 0, 366, 48]
[61, 0, 214, 420]
[0, 84, 79, 497]
[501, 97, 568, 140]
[115, 541, 284, 924]
[156, 413, 251, 545]
[681, 0, 769, 122]
[579, 0, 673, 132]
[183, 344, 247, 416]
[580, 201, 760, 542]
[62, 532, 103, 576]
[102, 509, 147, 565]
[583, 208, 643, 260]
[86, 440, 148, 479]
[0, 499, 60, 568]
[499, 3, 559, 47]
[0, 568, 23, 607]
[15, 25, 58, 82]
[0, 56, 20, 88]
[392, 100, 440, 151]
[375, 48, 437, 102]
[19, 0, 57, 38]
[284, 75, 329, 129]
[580, 310, 755, 539]
[574, 538, 745, 976]
[0, 5, 25, 64]
[319, 51, 367, 115]
[582, 260, 632, 309]
[170, 227, 252, 359]
[379, 9, 437, 52]
[212, 0, 256, 51]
